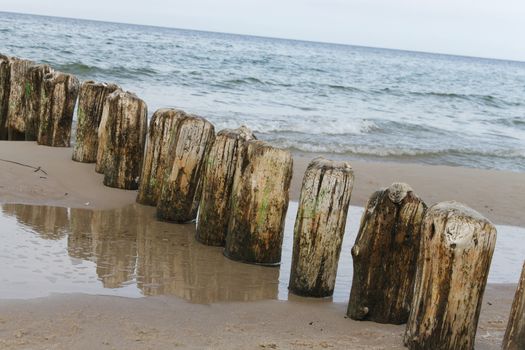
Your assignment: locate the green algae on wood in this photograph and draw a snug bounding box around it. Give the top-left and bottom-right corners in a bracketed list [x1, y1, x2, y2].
[404, 201, 497, 350]
[224, 140, 293, 265]
[6, 57, 33, 140]
[97, 90, 148, 190]
[136, 109, 187, 206]
[196, 126, 256, 246]
[156, 113, 215, 223]
[0, 54, 10, 140]
[72, 81, 120, 163]
[289, 157, 354, 297]
[25, 64, 53, 141]
[502, 261, 525, 350]
[347, 183, 426, 324]
[37, 71, 80, 147]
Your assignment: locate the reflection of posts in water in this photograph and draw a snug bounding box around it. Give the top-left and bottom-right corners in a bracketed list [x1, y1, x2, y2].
[1, 204, 68, 240]
[67, 208, 94, 260]
[90, 206, 139, 288]
[136, 216, 279, 303]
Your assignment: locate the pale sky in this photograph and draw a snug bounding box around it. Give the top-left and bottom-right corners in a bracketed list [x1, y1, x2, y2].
[2, 0, 524, 61]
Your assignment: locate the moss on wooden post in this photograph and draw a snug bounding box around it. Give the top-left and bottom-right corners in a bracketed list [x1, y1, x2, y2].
[347, 183, 427, 324]
[289, 157, 354, 297]
[196, 126, 256, 246]
[502, 261, 525, 350]
[0, 54, 10, 140]
[156, 113, 215, 223]
[404, 201, 497, 350]
[97, 90, 148, 190]
[136, 109, 186, 206]
[72, 81, 120, 163]
[37, 71, 80, 147]
[6, 57, 33, 140]
[25, 64, 53, 141]
[224, 140, 293, 265]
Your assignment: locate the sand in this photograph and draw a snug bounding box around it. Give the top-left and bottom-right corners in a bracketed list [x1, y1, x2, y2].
[0, 141, 523, 349]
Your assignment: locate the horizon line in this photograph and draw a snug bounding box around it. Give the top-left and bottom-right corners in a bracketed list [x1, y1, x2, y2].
[2, 10, 524, 64]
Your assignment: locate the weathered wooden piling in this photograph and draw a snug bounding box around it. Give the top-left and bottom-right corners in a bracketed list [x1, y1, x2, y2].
[156, 113, 215, 222]
[404, 201, 497, 350]
[72, 81, 120, 163]
[6, 57, 33, 140]
[224, 140, 293, 265]
[37, 71, 80, 147]
[136, 109, 186, 206]
[25, 64, 53, 141]
[288, 157, 354, 297]
[0, 54, 10, 140]
[96, 90, 147, 190]
[502, 261, 525, 350]
[195, 126, 256, 246]
[347, 183, 426, 324]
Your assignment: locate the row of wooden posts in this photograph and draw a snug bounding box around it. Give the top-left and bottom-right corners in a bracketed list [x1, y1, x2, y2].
[0, 54, 523, 349]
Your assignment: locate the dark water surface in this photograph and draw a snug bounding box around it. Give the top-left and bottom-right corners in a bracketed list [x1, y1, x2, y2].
[1, 202, 524, 303]
[1, 12, 524, 171]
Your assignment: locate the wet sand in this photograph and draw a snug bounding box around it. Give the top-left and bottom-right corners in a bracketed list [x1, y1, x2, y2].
[0, 141, 524, 349]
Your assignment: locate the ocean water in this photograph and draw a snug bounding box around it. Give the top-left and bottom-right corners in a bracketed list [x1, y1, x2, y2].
[1, 11, 524, 171]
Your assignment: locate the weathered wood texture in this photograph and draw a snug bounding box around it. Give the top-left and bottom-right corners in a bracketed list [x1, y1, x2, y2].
[25, 64, 53, 141]
[404, 201, 497, 350]
[96, 90, 148, 190]
[136, 109, 186, 206]
[156, 113, 215, 223]
[72, 81, 120, 162]
[196, 126, 256, 246]
[37, 71, 80, 147]
[224, 141, 293, 265]
[6, 57, 33, 140]
[502, 261, 525, 350]
[347, 183, 427, 324]
[0, 54, 10, 140]
[288, 157, 354, 297]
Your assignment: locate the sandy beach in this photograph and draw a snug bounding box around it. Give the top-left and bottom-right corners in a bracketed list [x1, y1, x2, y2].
[0, 141, 524, 349]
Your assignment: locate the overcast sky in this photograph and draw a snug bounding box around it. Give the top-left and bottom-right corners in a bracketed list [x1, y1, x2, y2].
[2, 0, 524, 61]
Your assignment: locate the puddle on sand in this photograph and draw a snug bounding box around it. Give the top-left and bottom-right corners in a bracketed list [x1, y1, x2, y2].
[0, 202, 524, 303]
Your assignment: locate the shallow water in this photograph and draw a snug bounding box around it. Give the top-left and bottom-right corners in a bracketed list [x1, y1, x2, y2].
[1, 12, 525, 171]
[1, 202, 524, 303]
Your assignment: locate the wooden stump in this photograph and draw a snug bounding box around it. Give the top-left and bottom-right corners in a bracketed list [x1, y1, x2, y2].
[37, 71, 80, 147]
[347, 183, 427, 324]
[288, 157, 354, 297]
[404, 201, 497, 350]
[25, 64, 53, 141]
[156, 113, 215, 222]
[224, 141, 293, 265]
[502, 261, 525, 350]
[196, 126, 256, 246]
[72, 81, 120, 163]
[136, 108, 187, 206]
[97, 90, 148, 190]
[0, 54, 10, 140]
[6, 57, 33, 140]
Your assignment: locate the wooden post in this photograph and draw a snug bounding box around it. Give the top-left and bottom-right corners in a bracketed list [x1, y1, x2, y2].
[156, 113, 215, 223]
[136, 108, 186, 206]
[72, 81, 120, 163]
[37, 71, 80, 147]
[0, 54, 10, 140]
[288, 157, 354, 297]
[196, 126, 256, 246]
[224, 140, 293, 265]
[347, 183, 427, 324]
[97, 90, 148, 190]
[6, 57, 33, 140]
[25, 64, 53, 141]
[502, 261, 525, 350]
[404, 201, 497, 350]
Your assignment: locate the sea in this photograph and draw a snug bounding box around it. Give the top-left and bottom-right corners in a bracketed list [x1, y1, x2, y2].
[1, 11, 524, 172]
